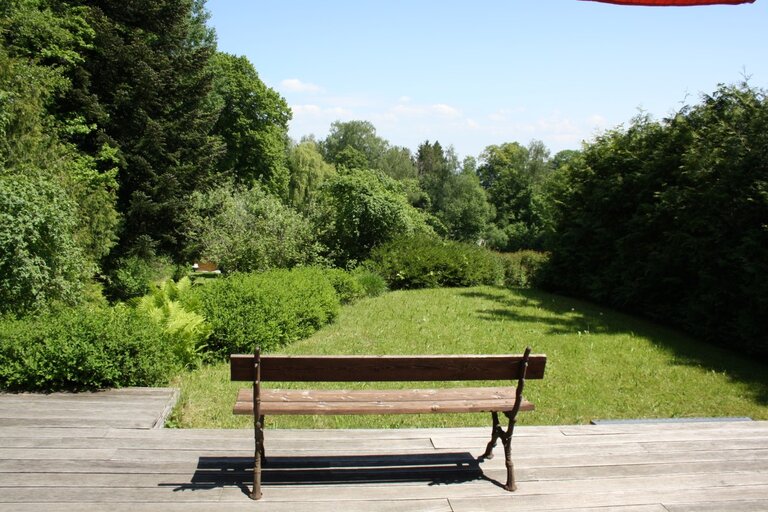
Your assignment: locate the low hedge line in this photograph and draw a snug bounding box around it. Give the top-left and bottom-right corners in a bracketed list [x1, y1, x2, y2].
[1, 251, 551, 392]
[0, 306, 175, 391]
[367, 236, 548, 291]
[0, 267, 384, 391]
[367, 236, 504, 289]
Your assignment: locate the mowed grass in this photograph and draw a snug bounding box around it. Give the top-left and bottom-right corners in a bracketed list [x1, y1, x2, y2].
[169, 286, 768, 429]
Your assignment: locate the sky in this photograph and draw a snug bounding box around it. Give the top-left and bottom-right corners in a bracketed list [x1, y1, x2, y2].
[206, 0, 767, 160]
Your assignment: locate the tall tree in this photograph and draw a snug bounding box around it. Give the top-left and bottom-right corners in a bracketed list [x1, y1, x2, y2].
[287, 139, 336, 210]
[0, 0, 123, 312]
[380, 145, 417, 180]
[416, 140, 452, 211]
[209, 52, 291, 197]
[439, 170, 493, 242]
[414, 141, 491, 241]
[321, 120, 387, 170]
[477, 140, 553, 250]
[315, 169, 434, 265]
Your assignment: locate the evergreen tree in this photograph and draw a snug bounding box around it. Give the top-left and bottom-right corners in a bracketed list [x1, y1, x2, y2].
[73, 0, 224, 258]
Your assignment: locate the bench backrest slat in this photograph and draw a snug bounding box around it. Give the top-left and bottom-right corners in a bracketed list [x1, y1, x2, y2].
[230, 354, 546, 382]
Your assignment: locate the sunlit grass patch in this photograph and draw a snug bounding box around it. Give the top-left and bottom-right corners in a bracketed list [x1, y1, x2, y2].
[169, 286, 768, 428]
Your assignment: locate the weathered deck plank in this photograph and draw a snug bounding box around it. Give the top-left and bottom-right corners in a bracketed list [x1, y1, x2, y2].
[1, 391, 768, 510]
[0, 388, 178, 429]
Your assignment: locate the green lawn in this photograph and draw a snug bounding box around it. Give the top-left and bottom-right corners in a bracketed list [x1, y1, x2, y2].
[169, 286, 768, 429]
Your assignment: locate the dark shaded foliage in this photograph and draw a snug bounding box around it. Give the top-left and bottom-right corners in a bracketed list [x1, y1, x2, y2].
[544, 83, 768, 358]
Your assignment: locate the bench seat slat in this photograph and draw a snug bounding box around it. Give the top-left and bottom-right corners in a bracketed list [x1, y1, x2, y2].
[233, 387, 534, 415]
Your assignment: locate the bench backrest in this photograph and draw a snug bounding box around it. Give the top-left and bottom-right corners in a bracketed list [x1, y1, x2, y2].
[230, 352, 546, 382]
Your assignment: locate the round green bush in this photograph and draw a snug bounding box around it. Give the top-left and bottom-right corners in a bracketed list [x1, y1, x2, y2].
[323, 268, 367, 304]
[182, 267, 340, 356]
[352, 267, 388, 298]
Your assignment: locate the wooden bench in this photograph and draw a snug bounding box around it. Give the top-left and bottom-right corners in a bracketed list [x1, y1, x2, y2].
[230, 347, 546, 500]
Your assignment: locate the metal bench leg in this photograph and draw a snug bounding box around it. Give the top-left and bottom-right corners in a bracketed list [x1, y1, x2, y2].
[251, 415, 264, 500]
[481, 411, 517, 490]
[482, 411, 501, 459]
[501, 412, 517, 491]
[258, 415, 266, 464]
[251, 351, 264, 500]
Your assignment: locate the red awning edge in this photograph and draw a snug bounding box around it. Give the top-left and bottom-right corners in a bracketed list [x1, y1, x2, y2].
[582, 0, 755, 5]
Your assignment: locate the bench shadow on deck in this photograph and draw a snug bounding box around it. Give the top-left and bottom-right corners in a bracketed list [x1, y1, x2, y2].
[167, 452, 494, 497]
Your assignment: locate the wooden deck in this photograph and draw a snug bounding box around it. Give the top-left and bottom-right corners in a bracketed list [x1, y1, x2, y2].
[1, 389, 768, 511]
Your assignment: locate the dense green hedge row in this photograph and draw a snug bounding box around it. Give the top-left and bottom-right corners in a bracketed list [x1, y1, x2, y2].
[543, 84, 768, 358]
[497, 250, 550, 288]
[0, 306, 174, 391]
[367, 235, 549, 291]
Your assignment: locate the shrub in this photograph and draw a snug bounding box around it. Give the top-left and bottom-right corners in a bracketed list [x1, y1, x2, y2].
[182, 267, 339, 356]
[0, 305, 175, 391]
[104, 254, 178, 302]
[316, 168, 435, 265]
[184, 182, 321, 273]
[367, 236, 504, 290]
[497, 250, 550, 288]
[0, 174, 91, 315]
[323, 268, 366, 305]
[352, 267, 388, 298]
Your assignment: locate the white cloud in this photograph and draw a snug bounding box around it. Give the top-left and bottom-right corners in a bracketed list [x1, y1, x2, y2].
[323, 95, 374, 109]
[384, 101, 462, 121]
[284, 88, 595, 156]
[390, 104, 426, 117]
[281, 78, 323, 93]
[487, 112, 506, 123]
[290, 104, 322, 115]
[487, 107, 528, 123]
[431, 104, 461, 118]
[290, 104, 354, 118]
[587, 114, 609, 129]
[536, 114, 578, 134]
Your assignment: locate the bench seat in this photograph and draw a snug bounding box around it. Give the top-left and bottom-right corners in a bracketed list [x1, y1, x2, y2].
[234, 386, 535, 415]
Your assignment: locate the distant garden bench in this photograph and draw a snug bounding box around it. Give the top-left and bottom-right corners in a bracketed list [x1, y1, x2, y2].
[230, 348, 547, 500]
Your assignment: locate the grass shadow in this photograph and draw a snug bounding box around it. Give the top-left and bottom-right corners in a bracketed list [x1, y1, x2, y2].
[459, 287, 768, 407]
[461, 288, 619, 336]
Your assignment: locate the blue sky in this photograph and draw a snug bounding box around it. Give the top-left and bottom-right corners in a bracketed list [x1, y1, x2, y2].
[206, 0, 767, 160]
